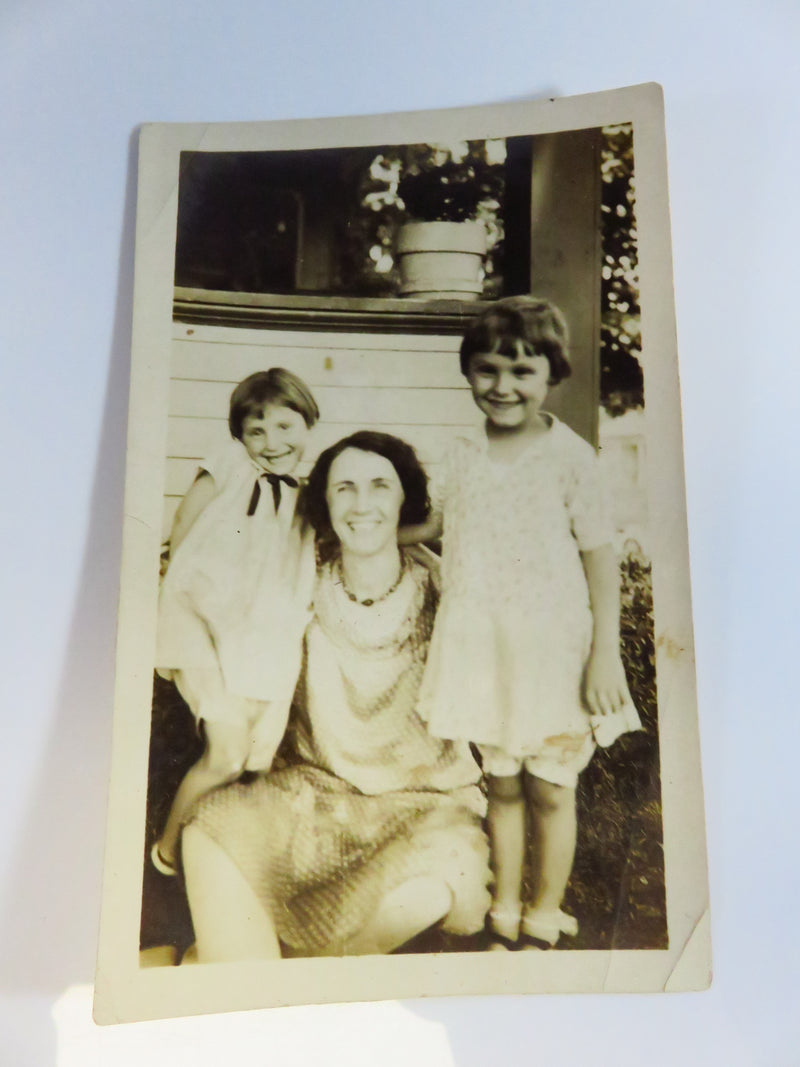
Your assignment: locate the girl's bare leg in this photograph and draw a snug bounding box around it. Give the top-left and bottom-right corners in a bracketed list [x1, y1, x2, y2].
[486, 774, 526, 942]
[155, 719, 251, 868]
[182, 824, 281, 962]
[337, 876, 453, 956]
[525, 775, 577, 914]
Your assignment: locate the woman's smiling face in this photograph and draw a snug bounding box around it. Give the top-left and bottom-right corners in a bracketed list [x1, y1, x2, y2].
[326, 448, 405, 556]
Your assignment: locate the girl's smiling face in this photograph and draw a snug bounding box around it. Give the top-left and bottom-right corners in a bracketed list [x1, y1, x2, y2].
[326, 448, 405, 557]
[240, 403, 309, 475]
[466, 346, 550, 430]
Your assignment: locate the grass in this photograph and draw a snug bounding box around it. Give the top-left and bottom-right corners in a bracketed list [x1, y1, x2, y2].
[564, 549, 666, 950]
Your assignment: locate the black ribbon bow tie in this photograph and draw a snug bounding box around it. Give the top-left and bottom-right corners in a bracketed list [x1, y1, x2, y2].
[247, 472, 299, 515]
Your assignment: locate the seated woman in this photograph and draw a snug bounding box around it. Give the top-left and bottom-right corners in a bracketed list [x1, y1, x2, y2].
[182, 431, 491, 961]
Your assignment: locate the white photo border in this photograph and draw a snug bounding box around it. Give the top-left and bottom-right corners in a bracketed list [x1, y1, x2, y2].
[94, 83, 710, 1024]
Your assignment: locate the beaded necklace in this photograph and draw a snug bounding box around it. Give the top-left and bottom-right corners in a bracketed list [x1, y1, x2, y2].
[337, 555, 406, 607]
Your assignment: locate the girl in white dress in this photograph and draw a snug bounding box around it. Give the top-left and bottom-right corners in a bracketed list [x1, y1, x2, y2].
[151, 368, 319, 876]
[405, 297, 641, 950]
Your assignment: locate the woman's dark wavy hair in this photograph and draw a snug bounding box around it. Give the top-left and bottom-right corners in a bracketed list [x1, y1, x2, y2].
[459, 295, 572, 385]
[300, 431, 431, 553]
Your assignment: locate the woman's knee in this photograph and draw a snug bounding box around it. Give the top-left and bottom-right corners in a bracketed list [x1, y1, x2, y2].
[385, 876, 453, 927]
[439, 830, 492, 935]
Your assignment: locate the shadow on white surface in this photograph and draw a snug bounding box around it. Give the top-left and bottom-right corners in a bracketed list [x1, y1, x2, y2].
[55, 986, 456, 1067]
[0, 131, 139, 1012]
[1, 994, 58, 1067]
[54, 977, 749, 1067]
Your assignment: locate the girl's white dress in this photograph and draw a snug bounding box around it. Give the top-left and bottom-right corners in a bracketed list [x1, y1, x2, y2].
[155, 439, 315, 728]
[417, 415, 640, 757]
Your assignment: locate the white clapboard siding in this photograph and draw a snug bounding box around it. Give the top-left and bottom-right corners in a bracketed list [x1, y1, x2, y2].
[172, 341, 464, 389]
[170, 380, 477, 426]
[167, 417, 473, 470]
[175, 322, 463, 352]
[164, 322, 478, 538]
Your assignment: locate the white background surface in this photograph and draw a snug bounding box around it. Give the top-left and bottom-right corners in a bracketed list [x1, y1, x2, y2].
[1, 2, 798, 1063]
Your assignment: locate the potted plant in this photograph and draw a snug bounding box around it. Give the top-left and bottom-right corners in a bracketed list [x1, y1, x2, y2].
[394, 141, 505, 300]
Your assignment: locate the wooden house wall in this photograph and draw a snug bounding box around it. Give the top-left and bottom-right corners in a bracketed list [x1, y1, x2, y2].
[164, 321, 480, 539]
[165, 320, 648, 552]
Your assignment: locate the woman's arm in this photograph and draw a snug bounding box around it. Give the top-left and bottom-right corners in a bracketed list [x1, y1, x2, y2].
[397, 509, 443, 546]
[169, 471, 217, 554]
[580, 543, 631, 716]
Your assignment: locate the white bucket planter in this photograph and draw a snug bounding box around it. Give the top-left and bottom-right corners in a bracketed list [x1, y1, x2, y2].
[396, 220, 487, 300]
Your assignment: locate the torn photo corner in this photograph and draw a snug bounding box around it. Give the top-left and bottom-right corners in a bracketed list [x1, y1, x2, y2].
[94, 82, 710, 1025]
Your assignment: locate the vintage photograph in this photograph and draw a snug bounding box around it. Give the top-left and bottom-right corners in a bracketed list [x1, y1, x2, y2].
[95, 86, 709, 1023]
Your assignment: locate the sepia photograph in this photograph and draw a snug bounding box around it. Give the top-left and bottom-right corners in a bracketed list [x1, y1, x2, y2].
[95, 84, 709, 1023]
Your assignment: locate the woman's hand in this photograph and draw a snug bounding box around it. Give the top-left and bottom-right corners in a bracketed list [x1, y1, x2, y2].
[584, 646, 631, 717]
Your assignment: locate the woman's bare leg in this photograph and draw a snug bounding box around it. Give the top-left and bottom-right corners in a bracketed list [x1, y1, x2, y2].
[182, 824, 281, 962]
[337, 876, 453, 956]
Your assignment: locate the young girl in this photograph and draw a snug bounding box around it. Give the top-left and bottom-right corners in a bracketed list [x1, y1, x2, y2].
[407, 297, 641, 949]
[151, 368, 319, 876]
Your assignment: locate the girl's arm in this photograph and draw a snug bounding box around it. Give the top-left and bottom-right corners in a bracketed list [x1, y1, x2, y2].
[403, 542, 442, 593]
[580, 543, 632, 716]
[397, 509, 443, 546]
[169, 471, 217, 554]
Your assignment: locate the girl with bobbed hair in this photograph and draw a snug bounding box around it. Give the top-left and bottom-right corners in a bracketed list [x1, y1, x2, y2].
[152, 368, 319, 876]
[404, 296, 641, 951]
[181, 432, 490, 961]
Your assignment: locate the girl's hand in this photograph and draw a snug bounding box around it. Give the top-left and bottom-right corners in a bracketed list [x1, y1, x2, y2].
[584, 647, 631, 717]
[397, 509, 443, 547]
[403, 543, 442, 593]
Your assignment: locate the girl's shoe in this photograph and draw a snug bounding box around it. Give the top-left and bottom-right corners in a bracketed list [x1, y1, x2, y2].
[486, 905, 522, 951]
[150, 841, 178, 877]
[520, 908, 579, 948]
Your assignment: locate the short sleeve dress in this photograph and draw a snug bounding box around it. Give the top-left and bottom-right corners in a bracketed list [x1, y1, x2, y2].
[417, 415, 640, 757]
[189, 556, 491, 956]
[155, 439, 315, 723]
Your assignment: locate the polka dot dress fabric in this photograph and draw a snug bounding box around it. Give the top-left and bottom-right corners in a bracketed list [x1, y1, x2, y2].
[419, 417, 614, 756]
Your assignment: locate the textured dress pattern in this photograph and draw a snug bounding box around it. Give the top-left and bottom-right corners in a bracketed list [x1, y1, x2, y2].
[418, 416, 629, 756]
[191, 558, 491, 956]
